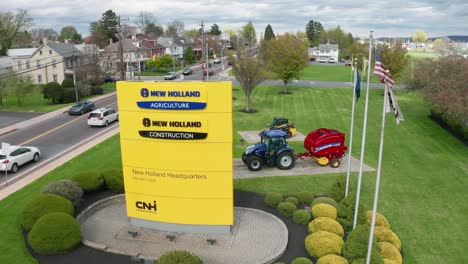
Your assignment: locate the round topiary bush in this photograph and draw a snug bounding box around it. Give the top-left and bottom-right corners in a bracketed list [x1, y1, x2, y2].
[285, 196, 299, 206]
[374, 227, 401, 251]
[293, 209, 312, 225]
[305, 231, 344, 258]
[71, 171, 104, 192]
[317, 254, 349, 264]
[28, 212, 81, 254]
[312, 197, 339, 209]
[312, 203, 337, 220]
[101, 168, 124, 193]
[264, 192, 284, 208]
[366, 211, 391, 229]
[156, 250, 202, 264]
[308, 217, 344, 237]
[378, 242, 402, 264]
[277, 201, 297, 218]
[296, 191, 314, 205]
[291, 257, 313, 264]
[342, 224, 384, 264]
[21, 194, 75, 231]
[382, 259, 399, 264]
[42, 180, 83, 206]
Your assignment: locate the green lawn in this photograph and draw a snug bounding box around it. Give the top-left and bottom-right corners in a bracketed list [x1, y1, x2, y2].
[299, 65, 381, 83]
[407, 50, 438, 59]
[0, 83, 116, 112]
[0, 85, 467, 264]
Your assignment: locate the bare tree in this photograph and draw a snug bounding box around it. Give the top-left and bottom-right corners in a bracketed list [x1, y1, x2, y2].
[76, 44, 104, 83]
[0, 9, 33, 55]
[229, 48, 267, 112]
[30, 28, 58, 43]
[165, 19, 184, 37]
[135, 12, 154, 33]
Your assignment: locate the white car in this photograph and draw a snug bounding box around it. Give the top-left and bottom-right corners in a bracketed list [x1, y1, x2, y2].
[0, 146, 41, 173]
[319, 57, 327, 63]
[328, 57, 336, 63]
[87, 108, 119, 127]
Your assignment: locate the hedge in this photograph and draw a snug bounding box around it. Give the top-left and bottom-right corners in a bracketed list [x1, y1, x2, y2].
[285, 196, 299, 206]
[21, 194, 74, 231]
[264, 192, 284, 208]
[42, 179, 83, 206]
[156, 250, 202, 264]
[305, 231, 344, 258]
[293, 209, 312, 225]
[28, 212, 81, 254]
[378, 242, 402, 264]
[312, 197, 339, 209]
[382, 259, 399, 264]
[277, 201, 297, 218]
[329, 175, 346, 202]
[374, 227, 401, 251]
[71, 171, 104, 192]
[337, 192, 367, 233]
[312, 204, 337, 220]
[366, 211, 391, 229]
[317, 254, 349, 264]
[296, 191, 314, 205]
[342, 224, 383, 264]
[291, 257, 313, 264]
[308, 217, 344, 237]
[101, 168, 124, 193]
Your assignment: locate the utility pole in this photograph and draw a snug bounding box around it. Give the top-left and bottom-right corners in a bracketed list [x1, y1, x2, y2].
[72, 48, 78, 102]
[171, 34, 175, 72]
[206, 42, 209, 80]
[118, 16, 125, 81]
[200, 19, 205, 81]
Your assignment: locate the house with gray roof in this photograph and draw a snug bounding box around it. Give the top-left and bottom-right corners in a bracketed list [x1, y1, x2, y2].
[318, 44, 339, 62]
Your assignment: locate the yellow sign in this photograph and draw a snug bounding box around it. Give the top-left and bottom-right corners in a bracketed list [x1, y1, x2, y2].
[117, 82, 233, 226]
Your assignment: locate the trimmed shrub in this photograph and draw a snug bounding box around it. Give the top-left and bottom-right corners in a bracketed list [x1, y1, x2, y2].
[101, 168, 124, 193]
[293, 209, 312, 225]
[42, 180, 83, 206]
[374, 227, 401, 251]
[312, 204, 337, 220]
[62, 88, 77, 103]
[91, 86, 104, 95]
[337, 192, 367, 233]
[71, 171, 104, 192]
[156, 250, 202, 264]
[378, 242, 402, 264]
[285, 196, 299, 206]
[297, 191, 314, 205]
[28, 212, 81, 254]
[308, 217, 344, 237]
[351, 259, 366, 264]
[305, 231, 344, 258]
[264, 192, 284, 208]
[383, 259, 399, 264]
[366, 211, 391, 229]
[21, 194, 74, 231]
[342, 224, 384, 264]
[312, 197, 339, 209]
[277, 201, 297, 218]
[329, 175, 346, 202]
[317, 254, 349, 264]
[291, 257, 313, 264]
[61, 78, 74, 88]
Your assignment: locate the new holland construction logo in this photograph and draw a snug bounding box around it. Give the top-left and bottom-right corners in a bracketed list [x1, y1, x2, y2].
[139, 117, 208, 140]
[137, 88, 207, 110]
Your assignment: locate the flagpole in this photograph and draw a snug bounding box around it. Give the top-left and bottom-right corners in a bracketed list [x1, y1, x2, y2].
[365, 81, 389, 264]
[352, 29, 373, 229]
[345, 59, 357, 197]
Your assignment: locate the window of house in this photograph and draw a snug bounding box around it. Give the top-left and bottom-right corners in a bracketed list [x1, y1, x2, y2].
[38, 75, 42, 83]
[26, 61, 30, 69]
[39, 50, 43, 55]
[49, 49, 52, 55]
[52, 59, 56, 68]
[53, 74, 57, 82]
[17, 60, 22, 69]
[38, 60, 42, 67]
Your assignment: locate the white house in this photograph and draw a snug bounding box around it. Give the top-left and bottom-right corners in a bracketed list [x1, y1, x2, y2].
[318, 44, 339, 62]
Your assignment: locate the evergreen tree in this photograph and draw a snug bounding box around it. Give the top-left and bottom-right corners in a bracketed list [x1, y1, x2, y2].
[209, 24, 221, 36]
[184, 46, 196, 63]
[99, 10, 119, 42]
[305, 20, 323, 47]
[264, 24, 275, 40]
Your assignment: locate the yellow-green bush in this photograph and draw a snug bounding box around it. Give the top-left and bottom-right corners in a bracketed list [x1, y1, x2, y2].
[308, 217, 344, 237]
[383, 259, 398, 264]
[378, 242, 402, 264]
[317, 254, 349, 264]
[305, 231, 344, 258]
[374, 227, 401, 251]
[312, 204, 337, 220]
[366, 211, 391, 229]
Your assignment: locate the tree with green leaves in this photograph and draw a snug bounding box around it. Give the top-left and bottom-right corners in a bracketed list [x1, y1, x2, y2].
[229, 47, 267, 112]
[412, 30, 428, 43]
[377, 40, 408, 80]
[264, 24, 275, 40]
[10, 75, 34, 106]
[0, 73, 13, 106]
[319, 26, 354, 59]
[209, 24, 221, 36]
[146, 23, 164, 37]
[42, 82, 63, 104]
[156, 54, 173, 69]
[89, 22, 108, 48]
[184, 29, 200, 37]
[261, 33, 308, 94]
[305, 20, 323, 47]
[98, 10, 119, 42]
[0, 9, 32, 55]
[241, 21, 256, 46]
[183, 46, 196, 64]
[59, 26, 81, 43]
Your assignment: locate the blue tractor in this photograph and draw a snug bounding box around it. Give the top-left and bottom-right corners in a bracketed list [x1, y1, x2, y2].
[242, 130, 296, 171]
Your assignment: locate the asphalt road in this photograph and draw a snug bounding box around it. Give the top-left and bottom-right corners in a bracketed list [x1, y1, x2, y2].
[0, 95, 118, 188]
[0, 111, 44, 129]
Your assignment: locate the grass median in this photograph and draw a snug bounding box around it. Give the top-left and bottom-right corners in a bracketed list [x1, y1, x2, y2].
[0, 85, 466, 264]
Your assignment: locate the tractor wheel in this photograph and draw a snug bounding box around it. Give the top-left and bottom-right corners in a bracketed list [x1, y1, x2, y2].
[276, 152, 295, 170]
[330, 158, 341, 168]
[246, 156, 263, 171]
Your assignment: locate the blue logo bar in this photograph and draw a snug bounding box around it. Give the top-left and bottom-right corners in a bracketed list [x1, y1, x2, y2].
[137, 101, 206, 110]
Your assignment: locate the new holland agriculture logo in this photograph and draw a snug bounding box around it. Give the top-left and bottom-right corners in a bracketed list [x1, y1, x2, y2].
[139, 117, 208, 140]
[137, 88, 206, 110]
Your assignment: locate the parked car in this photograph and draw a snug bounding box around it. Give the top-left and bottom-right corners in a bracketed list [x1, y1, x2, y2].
[182, 68, 193, 75]
[103, 76, 119, 83]
[68, 101, 95, 115]
[0, 145, 41, 173]
[87, 108, 119, 127]
[202, 62, 212, 69]
[164, 72, 177, 80]
[203, 69, 214, 76]
[345, 60, 352, 66]
[328, 57, 336, 63]
[319, 57, 327, 63]
[213, 58, 221, 64]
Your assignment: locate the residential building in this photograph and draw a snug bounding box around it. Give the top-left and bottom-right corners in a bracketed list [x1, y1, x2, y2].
[308, 47, 319, 61]
[318, 44, 339, 61]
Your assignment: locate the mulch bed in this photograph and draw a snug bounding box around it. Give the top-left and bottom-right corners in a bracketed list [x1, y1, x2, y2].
[26, 190, 310, 264]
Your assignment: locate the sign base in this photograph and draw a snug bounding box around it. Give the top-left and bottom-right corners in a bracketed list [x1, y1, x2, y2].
[130, 217, 232, 234]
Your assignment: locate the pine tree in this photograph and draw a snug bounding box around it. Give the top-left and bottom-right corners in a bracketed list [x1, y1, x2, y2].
[264, 24, 276, 40]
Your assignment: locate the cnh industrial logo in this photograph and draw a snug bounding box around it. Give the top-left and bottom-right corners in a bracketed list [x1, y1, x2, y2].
[135, 200, 158, 214]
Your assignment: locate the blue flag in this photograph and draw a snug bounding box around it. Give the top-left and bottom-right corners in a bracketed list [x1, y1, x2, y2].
[354, 68, 361, 102]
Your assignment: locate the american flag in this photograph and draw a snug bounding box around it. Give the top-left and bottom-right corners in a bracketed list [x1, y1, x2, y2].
[373, 51, 395, 86]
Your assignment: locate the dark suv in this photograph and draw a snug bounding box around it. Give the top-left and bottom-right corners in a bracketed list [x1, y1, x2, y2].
[68, 101, 95, 115]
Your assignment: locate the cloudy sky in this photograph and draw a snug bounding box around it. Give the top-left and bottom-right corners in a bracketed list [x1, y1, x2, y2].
[1, 0, 467, 39]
